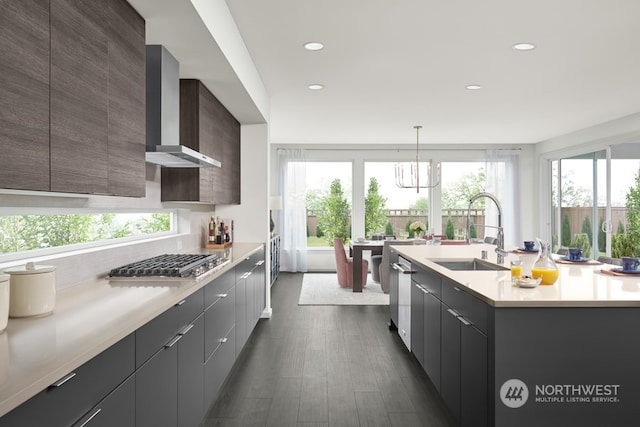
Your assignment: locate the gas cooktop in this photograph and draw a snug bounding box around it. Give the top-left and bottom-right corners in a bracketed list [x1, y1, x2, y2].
[107, 253, 229, 281]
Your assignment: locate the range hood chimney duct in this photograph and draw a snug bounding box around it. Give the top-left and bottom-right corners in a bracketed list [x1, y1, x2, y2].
[145, 45, 221, 168]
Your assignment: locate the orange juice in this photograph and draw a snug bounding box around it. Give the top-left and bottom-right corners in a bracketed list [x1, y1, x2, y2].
[510, 265, 522, 278]
[531, 267, 559, 285]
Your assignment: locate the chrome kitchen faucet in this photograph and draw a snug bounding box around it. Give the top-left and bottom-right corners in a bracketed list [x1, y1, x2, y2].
[467, 192, 505, 264]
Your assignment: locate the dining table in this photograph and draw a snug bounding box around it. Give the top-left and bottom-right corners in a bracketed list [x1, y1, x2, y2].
[350, 240, 385, 292]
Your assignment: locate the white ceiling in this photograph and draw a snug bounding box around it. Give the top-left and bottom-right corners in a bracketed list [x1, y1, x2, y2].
[131, 0, 640, 147]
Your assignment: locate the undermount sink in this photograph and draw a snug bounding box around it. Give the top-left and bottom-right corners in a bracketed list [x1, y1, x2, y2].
[432, 258, 509, 271]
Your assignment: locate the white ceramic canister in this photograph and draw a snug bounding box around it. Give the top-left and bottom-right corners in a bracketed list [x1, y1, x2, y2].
[0, 274, 9, 331]
[5, 262, 56, 318]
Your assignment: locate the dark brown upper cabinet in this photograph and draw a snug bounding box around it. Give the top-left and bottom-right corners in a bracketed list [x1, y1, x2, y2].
[106, 0, 146, 197]
[50, 0, 110, 195]
[0, 0, 50, 191]
[161, 79, 240, 204]
[0, 0, 145, 197]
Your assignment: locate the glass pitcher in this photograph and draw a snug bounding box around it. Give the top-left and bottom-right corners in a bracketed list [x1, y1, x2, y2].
[531, 238, 559, 285]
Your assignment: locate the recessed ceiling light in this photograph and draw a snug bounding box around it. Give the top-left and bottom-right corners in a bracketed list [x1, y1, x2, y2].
[465, 84, 482, 90]
[512, 42, 536, 51]
[308, 84, 324, 90]
[304, 41, 324, 51]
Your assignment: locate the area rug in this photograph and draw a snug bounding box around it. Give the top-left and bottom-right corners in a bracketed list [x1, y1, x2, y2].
[298, 273, 389, 305]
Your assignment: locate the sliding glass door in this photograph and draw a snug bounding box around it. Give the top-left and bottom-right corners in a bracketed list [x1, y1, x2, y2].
[550, 143, 640, 258]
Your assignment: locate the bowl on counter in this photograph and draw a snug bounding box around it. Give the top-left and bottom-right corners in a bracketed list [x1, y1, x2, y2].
[4, 262, 56, 318]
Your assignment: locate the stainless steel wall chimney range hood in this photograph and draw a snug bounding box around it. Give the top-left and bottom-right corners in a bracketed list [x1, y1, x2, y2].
[145, 45, 221, 168]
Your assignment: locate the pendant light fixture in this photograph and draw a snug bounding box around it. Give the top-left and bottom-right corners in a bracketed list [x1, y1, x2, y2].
[395, 125, 440, 193]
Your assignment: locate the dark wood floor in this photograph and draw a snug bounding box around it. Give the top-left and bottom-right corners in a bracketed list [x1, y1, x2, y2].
[201, 272, 458, 427]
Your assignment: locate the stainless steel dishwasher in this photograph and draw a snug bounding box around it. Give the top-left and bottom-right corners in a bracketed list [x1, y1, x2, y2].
[393, 255, 413, 351]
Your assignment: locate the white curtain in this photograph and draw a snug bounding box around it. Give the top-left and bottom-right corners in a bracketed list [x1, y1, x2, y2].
[277, 149, 308, 272]
[485, 149, 522, 247]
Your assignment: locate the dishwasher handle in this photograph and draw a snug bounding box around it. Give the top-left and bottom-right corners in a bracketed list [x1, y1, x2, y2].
[391, 263, 413, 274]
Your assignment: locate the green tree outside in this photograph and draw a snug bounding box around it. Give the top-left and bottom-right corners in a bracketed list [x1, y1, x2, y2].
[441, 170, 486, 209]
[316, 179, 351, 246]
[385, 221, 394, 236]
[364, 177, 388, 238]
[561, 214, 572, 247]
[445, 218, 455, 240]
[598, 218, 605, 253]
[625, 167, 640, 252]
[581, 216, 592, 246]
[0, 213, 170, 254]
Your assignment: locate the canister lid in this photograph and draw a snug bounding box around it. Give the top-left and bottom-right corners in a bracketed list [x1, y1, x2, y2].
[4, 262, 56, 275]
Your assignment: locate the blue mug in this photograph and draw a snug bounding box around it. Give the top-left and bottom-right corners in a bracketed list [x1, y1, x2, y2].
[523, 241, 535, 251]
[568, 247, 582, 261]
[622, 257, 640, 271]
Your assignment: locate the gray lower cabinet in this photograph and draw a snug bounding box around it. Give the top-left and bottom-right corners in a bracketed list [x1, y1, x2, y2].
[204, 324, 236, 405]
[402, 265, 488, 427]
[0, 333, 135, 427]
[73, 374, 135, 427]
[136, 338, 178, 427]
[235, 248, 265, 356]
[388, 248, 402, 329]
[204, 269, 236, 404]
[235, 264, 248, 355]
[441, 304, 462, 419]
[440, 279, 488, 427]
[178, 313, 205, 427]
[411, 281, 425, 366]
[135, 288, 204, 427]
[423, 289, 441, 391]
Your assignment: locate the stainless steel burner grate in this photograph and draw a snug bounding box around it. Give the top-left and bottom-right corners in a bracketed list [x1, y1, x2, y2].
[108, 254, 227, 279]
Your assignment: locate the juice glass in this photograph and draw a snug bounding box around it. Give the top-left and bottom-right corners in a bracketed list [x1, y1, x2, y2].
[510, 260, 523, 282]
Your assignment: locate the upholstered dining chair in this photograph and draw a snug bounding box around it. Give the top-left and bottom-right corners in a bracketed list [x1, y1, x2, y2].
[333, 238, 368, 288]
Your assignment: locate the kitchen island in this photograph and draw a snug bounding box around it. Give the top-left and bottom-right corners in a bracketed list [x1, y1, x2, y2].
[391, 243, 640, 427]
[0, 242, 264, 425]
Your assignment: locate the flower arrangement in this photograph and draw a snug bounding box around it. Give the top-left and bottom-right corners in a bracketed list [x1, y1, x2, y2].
[409, 221, 427, 234]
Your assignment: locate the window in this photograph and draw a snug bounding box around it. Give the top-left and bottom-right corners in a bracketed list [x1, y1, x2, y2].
[0, 212, 173, 258]
[303, 162, 352, 246]
[364, 162, 428, 239]
[440, 162, 487, 240]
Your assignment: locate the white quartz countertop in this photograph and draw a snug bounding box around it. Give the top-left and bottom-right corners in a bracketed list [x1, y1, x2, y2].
[393, 243, 640, 308]
[0, 242, 263, 418]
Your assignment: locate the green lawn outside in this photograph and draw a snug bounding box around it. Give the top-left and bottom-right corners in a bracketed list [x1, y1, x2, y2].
[307, 236, 333, 247]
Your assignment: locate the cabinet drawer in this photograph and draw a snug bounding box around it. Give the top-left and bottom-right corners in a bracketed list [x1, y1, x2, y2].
[205, 286, 236, 360]
[441, 279, 488, 334]
[136, 288, 203, 368]
[0, 333, 134, 427]
[414, 268, 442, 297]
[204, 268, 235, 309]
[235, 252, 258, 282]
[72, 373, 135, 427]
[204, 324, 236, 405]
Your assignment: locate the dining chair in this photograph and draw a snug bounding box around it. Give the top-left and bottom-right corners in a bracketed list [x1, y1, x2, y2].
[333, 238, 368, 288]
